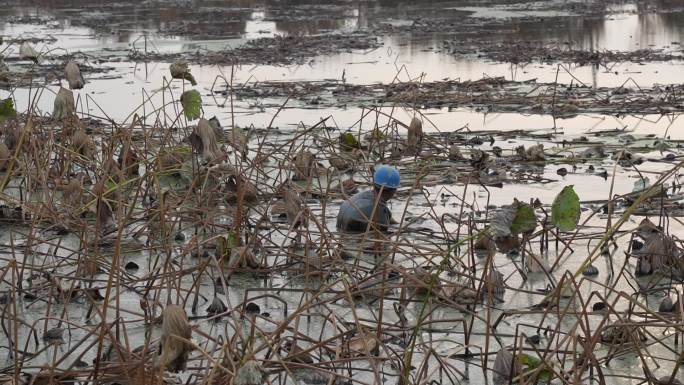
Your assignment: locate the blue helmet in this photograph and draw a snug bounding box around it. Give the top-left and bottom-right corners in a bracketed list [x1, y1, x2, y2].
[373, 165, 400, 189]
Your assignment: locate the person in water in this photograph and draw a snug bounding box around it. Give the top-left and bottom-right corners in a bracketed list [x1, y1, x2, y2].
[336, 165, 400, 232]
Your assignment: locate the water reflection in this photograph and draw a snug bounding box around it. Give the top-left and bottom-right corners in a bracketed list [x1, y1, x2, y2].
[4, 0, 683, 50]
[0, 1, 682, 132]
[507, 9, 684, 52]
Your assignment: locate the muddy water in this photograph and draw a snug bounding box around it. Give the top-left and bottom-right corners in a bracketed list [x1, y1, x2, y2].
[1, 1, 684, 384]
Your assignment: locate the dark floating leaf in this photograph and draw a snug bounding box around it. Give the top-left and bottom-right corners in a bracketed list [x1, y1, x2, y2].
[526, 335, 541, 345]
[659, 297, 675, 313]
[84, 288, 104, 301]
[73, 359, 88, 368]
[582, 264, 598, 276]
[124, 261, 139, 271]
[43, 327, 65, 342]
[493, 347, 519, 382]
[245, 302, 260, 314]
[191, 250, 210, 258]
[207, 296, 228, 316]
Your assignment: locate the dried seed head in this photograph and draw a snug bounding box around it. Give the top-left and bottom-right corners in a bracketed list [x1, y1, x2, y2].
[234, 360, 265, 385]
[486, 269, 505, 301]
[634, 227, 683, 276]
[343, 332, 378, 357]
[517, 144, 545, 161]
[439, 283, 478, 305]
[72, 129, 96, 159]
[528, 144, 545, 160]
[117, 143, 139, 177]
[329, 153, 351, 171]
[448, 143, 463, 160]
[283, 188, 307, 229]
[20, 42, 40, 63]
[206, 296, 228, 317]
[293, 150, 316, 180]
[3, 123, 20, 151]
[339, 178, 357, 195]
[53, 87, 76, 121]
[170, 60, 197, 86]
[97, 199, 114, 230]
[225, 173, 257, 203]
[65, 61, 85, 90]
[0, 59, 9, 80]
[493, 347, 520, 382]
[600, 323, 647, 345]
[104, 156, 125, 184]
[157, 304, 192, 372]
[43, 327, 65, 342]
[62, 177, 83, 202]
[229, 246, 260, 269]
[192, 118, 222, 162]
[473, 233, 496, 258]
[636, 218, 661, 239]
[79, 256, 99, 277]
[227, 128, 249, 159]
[159, 147, 186, 172]
[406, 116, 423, 153]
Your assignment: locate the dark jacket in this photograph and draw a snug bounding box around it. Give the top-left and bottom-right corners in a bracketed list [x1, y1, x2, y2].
[336, 190, 392, 232]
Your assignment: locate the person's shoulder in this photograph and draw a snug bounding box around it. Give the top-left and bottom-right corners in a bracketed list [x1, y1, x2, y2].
[351, 189, 374, 201]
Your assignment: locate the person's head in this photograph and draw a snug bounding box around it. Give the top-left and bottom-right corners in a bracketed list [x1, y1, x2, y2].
[373, 165, 400, 201]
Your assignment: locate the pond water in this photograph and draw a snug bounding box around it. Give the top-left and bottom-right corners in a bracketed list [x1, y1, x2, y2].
[0, 1, 683, 384]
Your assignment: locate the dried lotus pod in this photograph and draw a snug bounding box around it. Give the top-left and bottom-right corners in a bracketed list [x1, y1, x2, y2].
[234, 360, 265, 385]
[20, 42, 40, 63]
[293, 150, 316, 180]
[65, 61, 85, 89]
[448, 143, 463, 160]
[190, 118, 222, 162]
[228, 246, 260, 269]
[406, 116, 423, 153]
[170, 60, 197, 86]
[283, 188, 307, 229]
[493, 347, 520, 382]
[206, 296, 227, 317]
[329, 154, 351, 171]
[53, 87, 76, 120]
[72, 129, 96, 160]
[157, 305, 192, 372]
